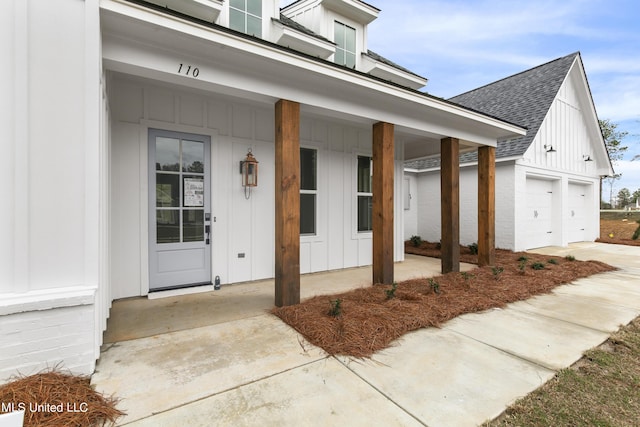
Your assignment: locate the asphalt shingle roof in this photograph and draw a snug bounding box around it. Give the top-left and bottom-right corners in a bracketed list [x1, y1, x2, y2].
[405, 52, 580, 170]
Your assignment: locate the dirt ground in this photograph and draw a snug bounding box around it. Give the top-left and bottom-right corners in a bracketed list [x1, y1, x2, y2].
[272, 243, 615, 358]
[598, 217, 640, 246]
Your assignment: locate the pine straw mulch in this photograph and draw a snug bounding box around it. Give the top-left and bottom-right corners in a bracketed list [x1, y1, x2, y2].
[272, 241, 615, 358]
[0, 369, 124, 427]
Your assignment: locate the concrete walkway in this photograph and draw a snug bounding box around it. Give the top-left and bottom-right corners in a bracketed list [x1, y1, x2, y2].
[91, 244, 640, 426]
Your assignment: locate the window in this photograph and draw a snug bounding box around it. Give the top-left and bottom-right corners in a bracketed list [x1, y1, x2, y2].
[229, 0, 262, 37]
[334, 21, 356, 68]
[357, 155, 372, 232]
[300, 148, 317, 235]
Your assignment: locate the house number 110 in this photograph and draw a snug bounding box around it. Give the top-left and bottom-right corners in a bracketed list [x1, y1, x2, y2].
[178, 63, 199, 78]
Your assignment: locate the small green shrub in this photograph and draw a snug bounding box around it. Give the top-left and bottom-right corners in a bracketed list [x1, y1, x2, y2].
[491, 266, 504, 279]
[435, 241, 442, 250]
[565, 255, 576, 261]
[409, 235, 423, 247]
[548, 259, 558, 265]
[518, 260, 527, 274]
[460, 271, 474, 281]
[633, 220, 640, 240]
[428, 278, 441, 294]
[531, 262, 546, 270]
[468, 243, 478, 255]
[328, 299, 342, 317]
[385, 282, 398, 300]
[517, 256, 528, 262]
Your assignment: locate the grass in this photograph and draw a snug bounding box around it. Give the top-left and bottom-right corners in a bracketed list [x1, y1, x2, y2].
[485, 316, 640, 426]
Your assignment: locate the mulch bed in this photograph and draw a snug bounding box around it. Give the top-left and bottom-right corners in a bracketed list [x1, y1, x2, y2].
[272, 242, 615, 358]
[0, 369, 124, 427]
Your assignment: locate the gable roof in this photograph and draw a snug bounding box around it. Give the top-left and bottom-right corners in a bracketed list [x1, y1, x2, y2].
[406, 52, 579, 170]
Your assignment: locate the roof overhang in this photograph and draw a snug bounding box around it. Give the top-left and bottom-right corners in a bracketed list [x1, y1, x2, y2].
[142, 0, 222, 22]
[271, 19, 336, 59]
[101, 0, 525, 148]
[361, 54, 427, 90]
[320, 0, 379, 24]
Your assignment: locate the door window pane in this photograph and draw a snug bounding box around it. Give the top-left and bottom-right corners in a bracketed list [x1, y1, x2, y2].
[230, 0, 243, 8]
[182, 140, 204, 173]
[156, 174, 180, 207]
[156, 137, 180, 171]
[300, 194, 316, 235]
[157, 210, 180, 243]
[183, 210, 204, 242]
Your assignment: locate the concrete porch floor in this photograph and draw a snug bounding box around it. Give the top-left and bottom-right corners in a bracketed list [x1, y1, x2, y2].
[92, 244, 640, 426]
[104, 254, 474, 343]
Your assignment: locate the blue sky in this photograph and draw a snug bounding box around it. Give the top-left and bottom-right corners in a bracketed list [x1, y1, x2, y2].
[282, 0, 640, 195]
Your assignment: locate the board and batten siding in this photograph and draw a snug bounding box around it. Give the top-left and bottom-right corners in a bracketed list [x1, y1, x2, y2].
[110, 76, 405, 299]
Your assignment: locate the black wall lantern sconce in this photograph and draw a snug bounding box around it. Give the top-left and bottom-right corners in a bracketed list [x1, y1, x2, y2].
[583, 155, 593, 162]
[543, 144, 556, 153]
[240, 149, 259, 199]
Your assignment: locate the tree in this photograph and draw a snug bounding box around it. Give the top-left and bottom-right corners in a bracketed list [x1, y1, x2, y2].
[599, 119, 629, 208]
[600, 119, 629, 163]
[633, 189, 640, 204]
[617, 188, 631, 208]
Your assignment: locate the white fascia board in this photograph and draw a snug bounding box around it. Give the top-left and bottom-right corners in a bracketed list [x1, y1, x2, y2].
[144, 0, 223, 22]
[404, 155, 522, 174]
[272, 21, 336, 59]
[101, 0, 525, 144]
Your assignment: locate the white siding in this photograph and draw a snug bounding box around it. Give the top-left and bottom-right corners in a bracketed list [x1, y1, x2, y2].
[1, 0, 106, 383]
[110, 76, 405, 298]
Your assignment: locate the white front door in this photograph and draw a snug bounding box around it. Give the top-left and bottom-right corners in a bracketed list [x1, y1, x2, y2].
[148, 129, 211, 291]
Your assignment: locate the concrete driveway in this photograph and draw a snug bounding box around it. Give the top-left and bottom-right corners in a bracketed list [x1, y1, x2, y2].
[91, 243, 640, 426]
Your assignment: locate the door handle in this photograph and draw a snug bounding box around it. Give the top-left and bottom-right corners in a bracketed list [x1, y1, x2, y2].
[205, 225, 210, 245]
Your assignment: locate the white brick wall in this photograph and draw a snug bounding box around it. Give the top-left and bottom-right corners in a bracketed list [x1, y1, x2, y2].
[0, 290, 96, 384]
[411, 162, 517, 250]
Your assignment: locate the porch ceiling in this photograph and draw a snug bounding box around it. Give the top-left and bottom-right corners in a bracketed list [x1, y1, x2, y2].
[101, 0, 525, 147]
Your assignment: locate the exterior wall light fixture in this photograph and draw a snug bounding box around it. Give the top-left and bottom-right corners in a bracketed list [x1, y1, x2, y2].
[240, 149, 259, 199]
[543, 144, 556, 153]
[583, 155, 593, 162]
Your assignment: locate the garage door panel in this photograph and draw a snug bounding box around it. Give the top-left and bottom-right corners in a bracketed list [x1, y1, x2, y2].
[526, 178, 554, 249]
[568, 183, 589, 243]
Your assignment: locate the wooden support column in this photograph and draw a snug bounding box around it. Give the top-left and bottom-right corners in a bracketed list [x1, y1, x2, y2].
[478, 146, 496, 267]
[440, 137, 460, 273]
[372, 122, 394, 285]
[274, 99, 300, 307]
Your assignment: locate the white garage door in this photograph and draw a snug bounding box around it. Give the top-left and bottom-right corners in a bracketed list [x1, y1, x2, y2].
[526, 178, 554, 249]
[568, 183, 589, 243]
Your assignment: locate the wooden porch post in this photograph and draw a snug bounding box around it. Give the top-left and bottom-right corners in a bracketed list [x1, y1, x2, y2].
[274, 99, 300, 307]
[372, 122, 394, 285]
[441, 137, 460, 273]
[478, 146, 496, 267]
